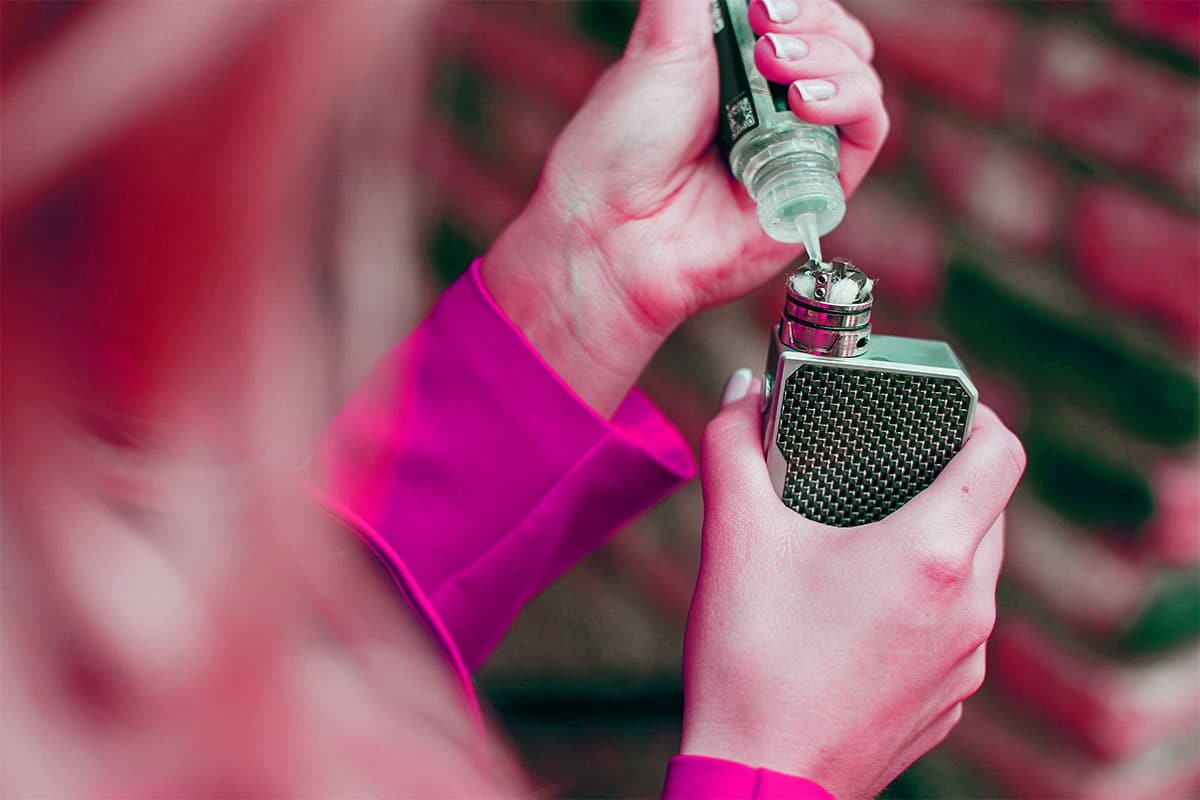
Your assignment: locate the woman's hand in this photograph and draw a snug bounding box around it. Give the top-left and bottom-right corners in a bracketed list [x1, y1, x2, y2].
[681, 375, 1024, 799]
[481, 0, 887, 416]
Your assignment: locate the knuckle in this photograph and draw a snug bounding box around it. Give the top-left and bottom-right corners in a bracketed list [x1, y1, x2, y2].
[875, 105, 892, 146]
[929, 703, 965, 750]
[964, 605, 997, 651]
[839, 70, 880, 103]
[856, 26, 876, 62]
[827, 0, 875, 60]
[813, 31, 856, 59]
[1003, 429, 1028, 477]
[702, 416, 735, 452]
[915, 544, 973, 592]
[701, 414, 749, 467]
[869, 64, 886, 99]
[808, 0, 841, 25]
[964, 657, 988, 697]
[956, 640, 990, 697]
[975, 406, 1026, 478]
[836, 71, 863, 98]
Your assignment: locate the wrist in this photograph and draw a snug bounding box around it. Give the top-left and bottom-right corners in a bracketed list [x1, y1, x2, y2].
[680, 722, 768, 773]
[480, 192, 670, 418]
[680, 715, 820, 790]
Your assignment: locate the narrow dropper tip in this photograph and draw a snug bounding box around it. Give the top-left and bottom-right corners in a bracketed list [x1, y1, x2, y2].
[796, 213, 822, 264]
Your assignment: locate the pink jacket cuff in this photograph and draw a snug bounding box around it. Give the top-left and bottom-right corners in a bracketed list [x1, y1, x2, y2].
[318, 258, 696, 670]
[663, 755, 835, 800]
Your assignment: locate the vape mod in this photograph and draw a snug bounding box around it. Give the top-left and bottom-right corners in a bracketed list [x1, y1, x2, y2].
[760, 259, 978, 527]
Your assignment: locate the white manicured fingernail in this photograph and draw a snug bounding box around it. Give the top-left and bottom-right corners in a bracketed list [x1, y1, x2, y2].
[721, 368, 754, 407]
[762, 0, 799, 23]
[794, 79, 837, 102]
[765, 33, 808, 60]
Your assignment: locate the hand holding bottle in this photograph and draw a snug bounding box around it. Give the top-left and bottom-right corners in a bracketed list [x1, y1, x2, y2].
[681, 375, 1025, 799]
[481, 0, 887, 416]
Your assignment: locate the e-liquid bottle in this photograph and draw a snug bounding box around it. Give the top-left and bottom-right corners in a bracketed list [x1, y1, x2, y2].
[712, 0, 845, 256]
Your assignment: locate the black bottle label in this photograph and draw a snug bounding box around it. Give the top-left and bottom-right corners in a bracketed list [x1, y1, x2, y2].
[713, 0, 757, 161]
[714, 0, 794, 163]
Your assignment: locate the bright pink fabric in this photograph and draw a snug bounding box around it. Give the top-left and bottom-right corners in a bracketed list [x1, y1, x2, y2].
[318, 259, 833, 798]
[318, 259, 695, 670]
[663, 756, 836, 799]
[309, 485, 486, 736]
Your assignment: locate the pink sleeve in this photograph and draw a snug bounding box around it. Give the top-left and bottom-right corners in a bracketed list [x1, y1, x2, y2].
[663, 756, 835, 800]
[317, 259, 696, 671]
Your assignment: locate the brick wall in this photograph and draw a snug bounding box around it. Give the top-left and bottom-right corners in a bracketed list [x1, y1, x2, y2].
[415, 2, 1200, 796]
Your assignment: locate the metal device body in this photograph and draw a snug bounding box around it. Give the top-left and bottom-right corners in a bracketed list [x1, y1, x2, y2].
[761, 261, 977, 527]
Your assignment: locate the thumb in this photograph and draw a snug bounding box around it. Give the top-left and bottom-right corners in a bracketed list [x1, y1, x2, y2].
[624, 0, 714, 62]
[701, 369, 776, 506]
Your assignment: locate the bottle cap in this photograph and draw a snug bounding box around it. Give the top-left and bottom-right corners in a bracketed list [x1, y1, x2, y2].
[755, 164, 846, 242]
[733, 123, 846, 243]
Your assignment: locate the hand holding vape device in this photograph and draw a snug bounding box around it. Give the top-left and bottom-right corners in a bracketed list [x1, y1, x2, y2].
[760, 259, 977, 526]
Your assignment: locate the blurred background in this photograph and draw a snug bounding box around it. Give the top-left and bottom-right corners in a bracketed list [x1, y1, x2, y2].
[3, 1, 1198, 798]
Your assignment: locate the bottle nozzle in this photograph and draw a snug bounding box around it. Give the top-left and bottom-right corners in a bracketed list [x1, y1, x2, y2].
[796, 213, 822, 264]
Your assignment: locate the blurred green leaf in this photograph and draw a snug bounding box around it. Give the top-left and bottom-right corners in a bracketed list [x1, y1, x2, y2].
[1023, 424, 1155, 529]
[575, 0, 638, 53]
[426, 216, 483, 287]
[1118, 571, 1200, 655]
[942, 258, 1200, 447]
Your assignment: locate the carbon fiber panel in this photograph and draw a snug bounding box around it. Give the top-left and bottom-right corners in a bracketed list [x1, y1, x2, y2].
[777, 365, 972, 526]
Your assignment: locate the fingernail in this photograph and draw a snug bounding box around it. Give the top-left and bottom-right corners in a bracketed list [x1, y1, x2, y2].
[762, 0, 799, 23]
[721, 368, 754, 407]
[765, 33, 808, 60]
[794, 79, 837, 102]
